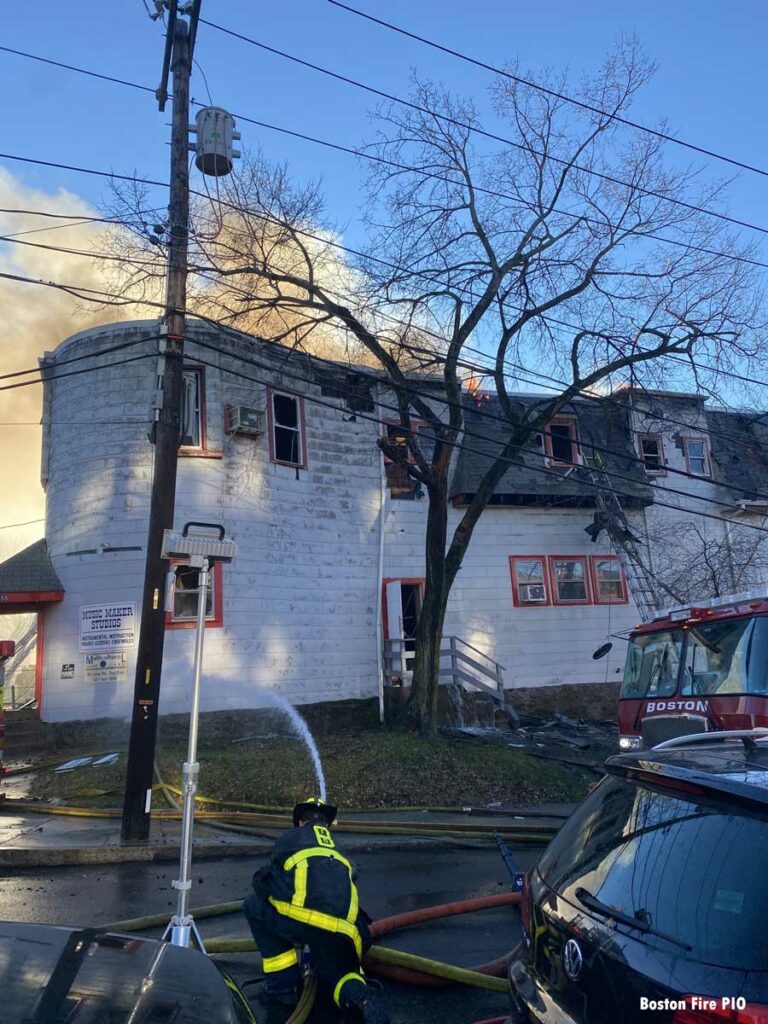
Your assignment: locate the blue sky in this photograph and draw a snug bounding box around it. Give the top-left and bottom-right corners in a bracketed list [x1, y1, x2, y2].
[1, 0, 767, 540]
[2, 0, 767, 249]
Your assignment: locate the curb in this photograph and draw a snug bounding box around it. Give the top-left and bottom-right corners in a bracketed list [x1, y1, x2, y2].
[0, 835, 499, 869]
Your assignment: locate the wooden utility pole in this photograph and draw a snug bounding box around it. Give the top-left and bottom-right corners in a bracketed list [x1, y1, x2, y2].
[122, 10, 191, 842]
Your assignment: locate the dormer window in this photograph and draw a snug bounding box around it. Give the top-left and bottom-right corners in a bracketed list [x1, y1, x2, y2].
[545, 416, 579, 466]
[638, 434, 665, 475]
[682, 437, 710, 478]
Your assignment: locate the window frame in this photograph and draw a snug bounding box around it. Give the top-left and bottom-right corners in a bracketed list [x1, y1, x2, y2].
[267, 387, 308, 469]
[548, 555, 591, 606]
[165, 559, 224, 630]
[509, 556, 552, 608]
[637, 433, 666, 476]
[382, 419, 434, 498]
[682, 436, 711, 478]
[544, 416, 580, 467]
[589, 554, 629, 605]
[179, 366, 206, 453]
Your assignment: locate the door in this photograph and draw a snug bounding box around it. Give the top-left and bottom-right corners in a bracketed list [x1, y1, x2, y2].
[383, 578, 425, 682]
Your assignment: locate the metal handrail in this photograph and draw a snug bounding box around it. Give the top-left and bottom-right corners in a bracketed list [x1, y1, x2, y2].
[451, 635, 505, 672]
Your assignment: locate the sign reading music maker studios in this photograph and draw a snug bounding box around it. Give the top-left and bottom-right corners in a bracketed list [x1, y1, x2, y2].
[79, 603, 137, 653]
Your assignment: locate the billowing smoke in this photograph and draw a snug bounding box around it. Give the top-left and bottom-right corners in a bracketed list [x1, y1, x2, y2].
[0, 168, 147, 545]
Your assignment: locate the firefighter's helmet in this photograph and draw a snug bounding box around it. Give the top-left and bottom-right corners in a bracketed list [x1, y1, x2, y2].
[292, 796, 337, 827]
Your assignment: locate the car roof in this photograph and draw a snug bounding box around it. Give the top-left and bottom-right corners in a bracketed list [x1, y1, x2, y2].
[606, 741, 768, 809]
[0, 921, 246, 1024]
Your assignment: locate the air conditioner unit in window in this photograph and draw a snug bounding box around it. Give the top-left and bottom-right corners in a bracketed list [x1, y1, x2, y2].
[521, 584, 546, 602]
[226, 405, 265, 436]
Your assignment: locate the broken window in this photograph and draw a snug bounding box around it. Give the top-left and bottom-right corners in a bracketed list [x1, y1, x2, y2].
[168, 562, 222, 627]
[270, 390, 306, 467]
[545, 417, 579, 465]
[382, 421, 434, 498]
[181, 368, 203, 448]
[638, 434, 664, 474]
[683, 437, 710, 477]
[591, 555, 627, 603]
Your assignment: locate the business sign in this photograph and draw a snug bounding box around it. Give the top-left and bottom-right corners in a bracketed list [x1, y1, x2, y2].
[61, 664, 75, 679]
[79, 604, 137, 652]
[84, 652, 128, 684]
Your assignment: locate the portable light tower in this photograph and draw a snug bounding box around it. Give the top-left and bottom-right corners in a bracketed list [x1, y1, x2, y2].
[160, 523, 236, 950]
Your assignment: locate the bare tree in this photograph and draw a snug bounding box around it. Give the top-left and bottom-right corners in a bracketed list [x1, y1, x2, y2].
[105, 40, 764, 734]
[649, 516, 768, 601]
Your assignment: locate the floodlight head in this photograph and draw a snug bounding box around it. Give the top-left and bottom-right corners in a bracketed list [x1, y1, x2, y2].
[161, 522, 237, 563]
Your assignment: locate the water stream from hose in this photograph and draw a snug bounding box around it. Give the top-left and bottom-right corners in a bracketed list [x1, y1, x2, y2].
[267, 693, 327, 801]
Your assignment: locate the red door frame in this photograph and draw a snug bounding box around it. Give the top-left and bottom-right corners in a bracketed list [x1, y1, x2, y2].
[382, 577, 426, 638]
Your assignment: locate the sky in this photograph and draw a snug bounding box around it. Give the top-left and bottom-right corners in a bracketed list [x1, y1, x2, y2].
[1, 0, 768, 549]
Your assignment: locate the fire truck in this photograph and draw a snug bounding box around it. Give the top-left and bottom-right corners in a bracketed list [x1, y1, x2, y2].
[618, 588, 768, 750]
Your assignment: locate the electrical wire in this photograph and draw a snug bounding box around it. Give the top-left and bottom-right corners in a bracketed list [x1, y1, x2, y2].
[200, 16, 768, 242]
[326, 0, 768, 181]
[0, 518, 45, 531]
[2, 45, 768, 269]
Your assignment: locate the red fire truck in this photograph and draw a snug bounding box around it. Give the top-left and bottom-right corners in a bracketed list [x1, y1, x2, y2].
[618, 588, 768, 750]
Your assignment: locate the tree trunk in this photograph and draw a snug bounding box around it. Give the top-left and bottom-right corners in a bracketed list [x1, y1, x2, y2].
[406, 481, 450, 735]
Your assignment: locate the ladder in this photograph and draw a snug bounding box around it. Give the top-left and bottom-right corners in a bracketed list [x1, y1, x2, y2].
[585, 461, 663, 622]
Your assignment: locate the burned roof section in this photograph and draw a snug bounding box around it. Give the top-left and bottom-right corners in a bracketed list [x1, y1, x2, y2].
[706, 409, 768, 504]
[450, 395, 653, 508]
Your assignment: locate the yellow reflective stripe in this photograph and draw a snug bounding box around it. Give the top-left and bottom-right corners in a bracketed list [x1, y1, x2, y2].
[293, 860, 309, 908]
[262, 948, 299, 973]
[283, 847, 352, 872]
[347, 881, 359, 924]
[269, 897, 363, 959]
[333, 972, 365, 1007]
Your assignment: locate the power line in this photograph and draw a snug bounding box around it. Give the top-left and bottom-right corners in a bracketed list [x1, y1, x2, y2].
[4, 41, 768, 263]
[0, 352, 155, 394]
[200, 16, 768, 243]
[0, 44, 155, 95]
[0, 518, 45, 531]
[0, 333, 163, 384]
[326, 0, 768, 181]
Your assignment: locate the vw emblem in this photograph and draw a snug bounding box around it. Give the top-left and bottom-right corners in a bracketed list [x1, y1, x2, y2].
[563, 938, 583, 981]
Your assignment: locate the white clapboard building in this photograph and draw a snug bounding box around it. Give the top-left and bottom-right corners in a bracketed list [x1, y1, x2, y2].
[1, 320, 764, 722]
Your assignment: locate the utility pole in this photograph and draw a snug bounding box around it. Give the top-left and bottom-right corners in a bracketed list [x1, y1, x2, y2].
[122, 6, 192, 842]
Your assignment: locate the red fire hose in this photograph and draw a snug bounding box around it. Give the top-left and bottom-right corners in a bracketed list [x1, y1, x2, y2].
[365, 891, 521, 988]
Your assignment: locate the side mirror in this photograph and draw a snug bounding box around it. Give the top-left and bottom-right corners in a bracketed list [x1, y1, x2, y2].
[593, 642, 613, 661]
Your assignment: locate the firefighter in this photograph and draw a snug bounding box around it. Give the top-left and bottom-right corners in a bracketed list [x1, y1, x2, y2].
[243, 797, 389, 1023]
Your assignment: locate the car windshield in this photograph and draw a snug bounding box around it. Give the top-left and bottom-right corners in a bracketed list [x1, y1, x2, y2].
[682, 616, 768, 696]
[620, 630, 683, 698]
[538, 774, 768, 968]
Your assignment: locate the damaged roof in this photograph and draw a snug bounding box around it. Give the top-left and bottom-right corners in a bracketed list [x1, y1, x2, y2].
[706, 410, 768, 504]
[0, 539, 64, 610]
[450, 395, 653, 508]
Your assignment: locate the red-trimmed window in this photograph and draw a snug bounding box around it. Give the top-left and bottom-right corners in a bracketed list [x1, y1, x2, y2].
[510, 556, 551, 607]
[590, 555, 628, 604]
[544, 416, 579, 466]
[682, 436, 710, 478]
[268, 388, 307, 468]
[181, 367, 205, 451]
[638, 434, 665, 475]
[166, 560, 223, 630]
[548, 556, 590, 605]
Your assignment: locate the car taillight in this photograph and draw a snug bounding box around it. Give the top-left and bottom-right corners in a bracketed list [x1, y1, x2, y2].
[672, 998, 768, 1023]
[520, 871, 530, 937]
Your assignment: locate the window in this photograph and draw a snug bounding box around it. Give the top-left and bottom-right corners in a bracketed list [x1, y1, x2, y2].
[382, 420, 434, 498]
[544, 417, 579, 465]
[590, 555, 628, 604]
[510, 556, 551, 607]
[683, 437, 710, 477]
[181, 368, 204, 449]
[620, 630, 683, 698]
[638, 434, 664, 474]
[268, 389, 307, 468]
[166, 561, 223, 630]
[681, 617, 768, 697]
[548, 556, 590, 604]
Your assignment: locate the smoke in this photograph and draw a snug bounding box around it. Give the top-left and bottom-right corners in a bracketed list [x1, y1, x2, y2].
[0, 168, 146, 544]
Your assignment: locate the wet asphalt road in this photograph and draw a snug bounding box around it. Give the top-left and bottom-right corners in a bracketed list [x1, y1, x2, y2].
[0, 845, 541, 1023]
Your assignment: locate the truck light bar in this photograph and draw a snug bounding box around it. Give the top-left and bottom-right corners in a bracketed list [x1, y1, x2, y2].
[653, 585, 768, 622]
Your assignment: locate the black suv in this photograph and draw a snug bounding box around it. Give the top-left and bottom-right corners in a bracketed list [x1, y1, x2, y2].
[508, 731, 768, 1024]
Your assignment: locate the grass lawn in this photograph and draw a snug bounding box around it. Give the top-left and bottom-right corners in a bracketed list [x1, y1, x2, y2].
[27, 725, 592, 809]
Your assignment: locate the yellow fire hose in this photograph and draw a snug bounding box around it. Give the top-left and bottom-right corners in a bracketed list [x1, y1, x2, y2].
[1, 799, 555, 843]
